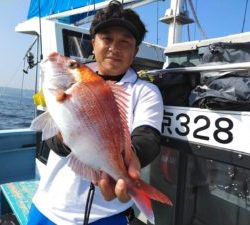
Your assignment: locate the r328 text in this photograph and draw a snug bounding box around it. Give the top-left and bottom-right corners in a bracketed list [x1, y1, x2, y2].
[162, 111, 233, 144]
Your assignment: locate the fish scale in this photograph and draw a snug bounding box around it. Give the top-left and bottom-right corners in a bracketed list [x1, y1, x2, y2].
[67, 80, 127, 176]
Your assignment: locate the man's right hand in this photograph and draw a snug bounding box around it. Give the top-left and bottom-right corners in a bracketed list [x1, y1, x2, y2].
[98, 150, 141, 203]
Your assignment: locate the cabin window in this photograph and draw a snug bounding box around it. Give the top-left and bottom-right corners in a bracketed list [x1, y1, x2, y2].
[182, 156, 250, 225]
[157, 144, 250, 225]
[62, 29, 93, 62]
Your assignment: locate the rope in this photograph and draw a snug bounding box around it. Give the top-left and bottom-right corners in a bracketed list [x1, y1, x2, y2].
[241, 0, 249, 32]
[19, 62, 26, 105]
[187, 0, 207, 39]
[38, 0, 43, 60]
[83, 182, 95, 225]
[184, 0, 190, 41]
[156, 0, 159, 44]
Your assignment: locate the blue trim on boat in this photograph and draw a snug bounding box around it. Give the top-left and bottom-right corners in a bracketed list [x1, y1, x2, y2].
[0, 128, 36, 184]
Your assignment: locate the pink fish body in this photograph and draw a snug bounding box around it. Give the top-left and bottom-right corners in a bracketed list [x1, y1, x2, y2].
[31, 52, 172, 224]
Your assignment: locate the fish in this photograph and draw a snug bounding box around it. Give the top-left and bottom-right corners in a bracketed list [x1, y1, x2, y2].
[31, 52, 172, 224]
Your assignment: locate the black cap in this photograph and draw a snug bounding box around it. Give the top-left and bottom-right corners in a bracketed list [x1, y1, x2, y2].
[91, 18, 140, 44]
[90, 0, 146, 45]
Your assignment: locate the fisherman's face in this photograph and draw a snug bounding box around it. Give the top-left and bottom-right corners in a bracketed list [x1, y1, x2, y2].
[92, 26, 138, 76]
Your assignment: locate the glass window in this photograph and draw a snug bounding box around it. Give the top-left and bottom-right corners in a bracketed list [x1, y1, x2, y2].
[62, 29, 93, 62]
[183, 156, 250, 225]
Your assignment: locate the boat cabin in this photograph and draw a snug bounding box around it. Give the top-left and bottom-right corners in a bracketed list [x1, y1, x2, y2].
[15, 17, 165, 72]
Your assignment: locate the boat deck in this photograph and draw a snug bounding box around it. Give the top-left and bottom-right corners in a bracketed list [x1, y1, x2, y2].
[0, 180, 39, 225]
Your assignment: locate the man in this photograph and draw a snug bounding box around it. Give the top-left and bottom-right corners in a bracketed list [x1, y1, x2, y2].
[27, 1, 163, 224]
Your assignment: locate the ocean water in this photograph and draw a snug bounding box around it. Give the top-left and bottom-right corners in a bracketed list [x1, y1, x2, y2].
[0, 87, 35, 130]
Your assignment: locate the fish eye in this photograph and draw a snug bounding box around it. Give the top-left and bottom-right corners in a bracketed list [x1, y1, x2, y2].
[68, 60, 80, 69]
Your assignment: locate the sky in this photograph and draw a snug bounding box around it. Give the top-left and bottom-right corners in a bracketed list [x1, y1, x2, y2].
[0, 0, 250, 91]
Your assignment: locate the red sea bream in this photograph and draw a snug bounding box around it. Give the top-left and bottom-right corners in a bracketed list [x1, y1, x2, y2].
[31, 52, 172, 224]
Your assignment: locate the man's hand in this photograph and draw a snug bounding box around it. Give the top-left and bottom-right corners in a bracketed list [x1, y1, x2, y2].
[98, 150, 141, 202]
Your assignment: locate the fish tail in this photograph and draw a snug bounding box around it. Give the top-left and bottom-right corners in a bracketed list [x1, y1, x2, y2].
[129, 179, 172, 224]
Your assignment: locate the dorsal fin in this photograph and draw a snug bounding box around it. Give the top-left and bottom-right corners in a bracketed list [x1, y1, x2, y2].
[106, 81, 132, 164]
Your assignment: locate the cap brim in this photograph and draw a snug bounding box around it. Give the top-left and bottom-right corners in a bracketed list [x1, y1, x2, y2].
[92, 18, 140, 44]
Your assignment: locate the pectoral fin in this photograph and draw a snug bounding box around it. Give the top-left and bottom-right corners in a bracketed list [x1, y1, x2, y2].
[48, 88, 68, 102]
[30, 111, 59, 140]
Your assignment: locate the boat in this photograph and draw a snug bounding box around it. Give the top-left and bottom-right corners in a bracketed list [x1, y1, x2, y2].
[1, 0, 250, 225]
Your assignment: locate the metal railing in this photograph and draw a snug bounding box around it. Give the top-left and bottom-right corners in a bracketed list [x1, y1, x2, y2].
[148, 61, 250, 75]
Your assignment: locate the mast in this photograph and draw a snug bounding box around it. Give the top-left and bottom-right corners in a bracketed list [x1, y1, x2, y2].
[160, 0, 193, 46]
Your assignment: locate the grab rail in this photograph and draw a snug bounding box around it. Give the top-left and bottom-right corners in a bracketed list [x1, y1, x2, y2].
[148, 61, 250, 75]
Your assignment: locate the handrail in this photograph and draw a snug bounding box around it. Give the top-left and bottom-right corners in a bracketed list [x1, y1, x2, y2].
[148, 61, 250, 75]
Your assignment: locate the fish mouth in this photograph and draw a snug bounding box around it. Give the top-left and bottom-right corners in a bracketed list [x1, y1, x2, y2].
[40, 52, 60, 64]
[42, 52, 81, 68]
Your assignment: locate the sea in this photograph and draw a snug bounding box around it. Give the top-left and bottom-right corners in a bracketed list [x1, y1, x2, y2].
[0, 87, 35, 130]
